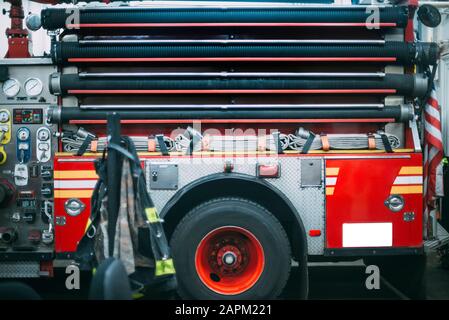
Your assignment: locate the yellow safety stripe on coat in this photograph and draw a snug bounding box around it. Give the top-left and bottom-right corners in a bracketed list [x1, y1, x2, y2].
[145, 207, 160, 223]
[326, 187, 335, 195]
[326, 168, 340, 176]
[132, 292, 145, 300]
[54, 170, 98, 179]
[54, 189, 93, 198]
[398, 166, 423, 175]
[390, 185, 423, 194]
[155, 259, 176, 276]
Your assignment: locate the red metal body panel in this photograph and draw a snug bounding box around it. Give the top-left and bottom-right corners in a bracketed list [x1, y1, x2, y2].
[325, 153, 423, 249]
[53, 159, 96, 252]
[55, 152, 423, 253]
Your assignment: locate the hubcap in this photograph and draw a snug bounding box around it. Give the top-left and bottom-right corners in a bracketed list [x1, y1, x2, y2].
[195, 226, 265, 295]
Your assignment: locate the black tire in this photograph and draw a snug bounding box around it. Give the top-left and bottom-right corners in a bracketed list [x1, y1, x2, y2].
[364, 254, 427, 299]
[170, 197, 291, 299]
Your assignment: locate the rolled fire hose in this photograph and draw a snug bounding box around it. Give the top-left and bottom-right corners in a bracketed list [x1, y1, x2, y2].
[41, 5, 409, 30]
[49, 73, 429, 98]
[62, 135, 177, 153]
[50, 41, 438, 67]
[286, 127, 400, 151]
[62, 127, 400, 153]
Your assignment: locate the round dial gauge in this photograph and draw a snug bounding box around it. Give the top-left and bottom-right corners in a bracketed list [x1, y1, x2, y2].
[17, 128, 30, 141]
[38, 129, 50, 141]
[2, 79, 20, 97]
[24, 78, 43, 97]
[0, 111, 9, 123]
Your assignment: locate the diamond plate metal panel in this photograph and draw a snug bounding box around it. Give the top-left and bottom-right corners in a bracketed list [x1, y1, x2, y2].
[0, 261, 40, 278]
[145, 156, 325, 255]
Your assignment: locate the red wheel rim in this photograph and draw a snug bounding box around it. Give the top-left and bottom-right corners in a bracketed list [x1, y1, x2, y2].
[195, 226, 265, 295]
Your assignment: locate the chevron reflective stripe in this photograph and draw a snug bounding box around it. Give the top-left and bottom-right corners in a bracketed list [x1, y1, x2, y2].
[390, 166, 423, 194]
[55, 180, 98, 189]
[393, 176, 423, 185]
[325, 167, 339, 196]
[54, 189, 93, 198]
[54, 170, 98, 179]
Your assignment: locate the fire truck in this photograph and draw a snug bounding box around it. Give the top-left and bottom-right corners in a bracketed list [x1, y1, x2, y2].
[0, 0, 448, 299]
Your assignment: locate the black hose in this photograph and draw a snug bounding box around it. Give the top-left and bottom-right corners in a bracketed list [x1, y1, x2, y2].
[41, 5, 408, 30]
[52, 73, 428, 98]
[51, 41, 438, 67]
[53, 105, 412, 122]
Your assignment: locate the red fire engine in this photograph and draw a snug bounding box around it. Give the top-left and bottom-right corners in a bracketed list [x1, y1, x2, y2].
[0, 0, 448, 299]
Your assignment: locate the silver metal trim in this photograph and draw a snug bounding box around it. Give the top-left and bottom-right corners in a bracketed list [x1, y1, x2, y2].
[49, 73, 61, 96]
[0, 58, 53, 66]
[323, 155, 411, 159]
[409, 117, 422, 152]
[64, 198, 86, 217]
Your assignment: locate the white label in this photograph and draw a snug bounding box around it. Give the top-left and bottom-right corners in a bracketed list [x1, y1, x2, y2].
[342, 223, 392, 248]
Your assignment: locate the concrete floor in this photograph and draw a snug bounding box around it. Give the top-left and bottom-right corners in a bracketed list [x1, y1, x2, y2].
[285, 251, 449, 300]
[4, 250, 449, 300]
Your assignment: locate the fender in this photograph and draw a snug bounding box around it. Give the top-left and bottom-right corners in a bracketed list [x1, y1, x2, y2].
[160, 172, 309, 298]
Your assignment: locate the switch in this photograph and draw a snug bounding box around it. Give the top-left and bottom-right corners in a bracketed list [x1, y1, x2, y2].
[23, 210, 36, 223]
[41, 170, 52, 180]
[14, 164, 28, 186]
[30, 164, 39, 178]
[41, 183, 53, 197]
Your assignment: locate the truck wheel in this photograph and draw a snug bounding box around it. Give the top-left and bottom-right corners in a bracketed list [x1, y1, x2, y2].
[170, 197, 291, 299]
[364, 255, 427, 299]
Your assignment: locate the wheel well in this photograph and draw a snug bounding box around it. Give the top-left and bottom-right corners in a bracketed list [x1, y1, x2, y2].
[160, 173, 307, 261]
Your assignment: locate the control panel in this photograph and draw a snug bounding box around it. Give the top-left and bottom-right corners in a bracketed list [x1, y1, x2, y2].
[0, 58, 57, 259]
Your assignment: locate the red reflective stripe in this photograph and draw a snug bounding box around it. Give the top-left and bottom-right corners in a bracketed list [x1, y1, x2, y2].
[68, 57, 397, 63]
[67, 22, 397, 28]
[68, 89, 396, 94]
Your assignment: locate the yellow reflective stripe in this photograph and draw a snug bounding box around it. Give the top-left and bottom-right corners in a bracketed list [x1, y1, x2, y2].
[54, 170, 98, 179]
[399, 166, 422, 175]
[85, 218, 92, 233]
[390, 185, 423, 194]
[326, 168, 340, 176]
[326, 187, 335, 195]
[155, 259, 176, 276]
[145, 207, 160, 223]
[54, 189, 93, 198]
[132, 292, 145, 300]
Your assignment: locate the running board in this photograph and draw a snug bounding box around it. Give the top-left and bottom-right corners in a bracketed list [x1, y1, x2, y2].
[424, 223, 449, 252]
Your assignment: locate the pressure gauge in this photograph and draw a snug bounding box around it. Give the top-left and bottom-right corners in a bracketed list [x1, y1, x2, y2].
[17, 128, 30, 141]
[0, 111, 9, 123]
[37, 128, 50, 141]
[24, 78, 43, 97]
[2, 79, 20, 97]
